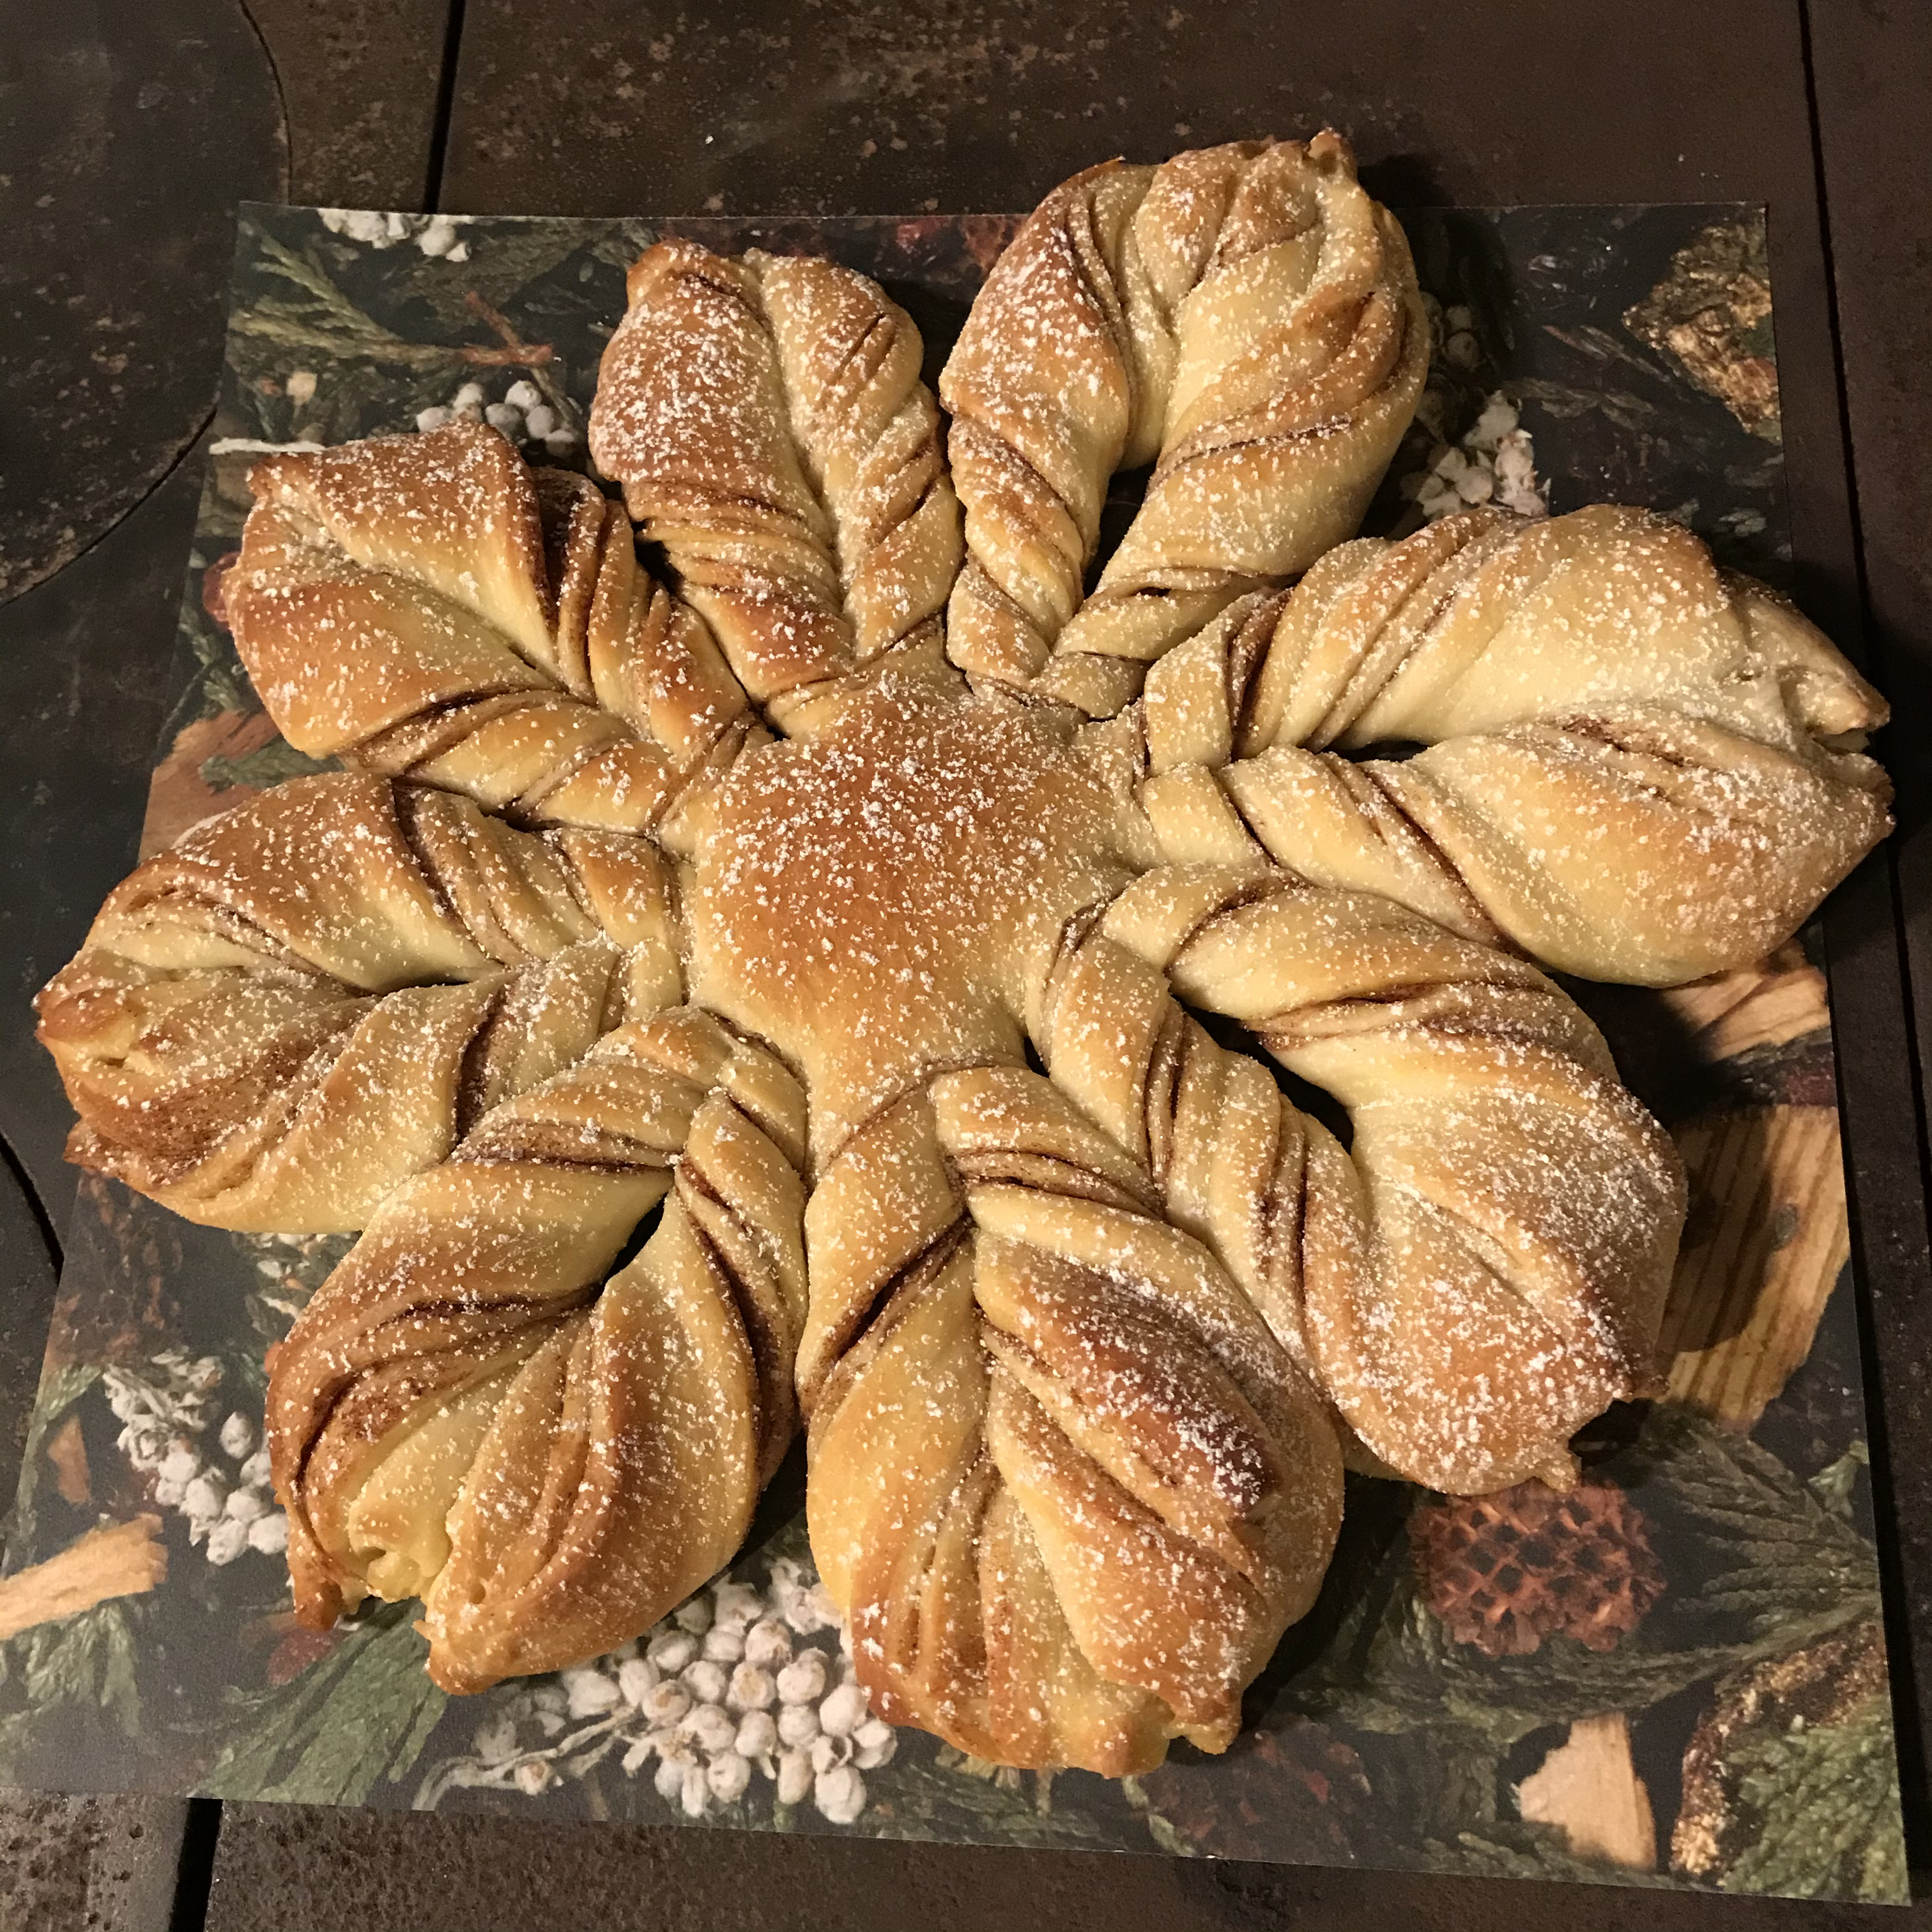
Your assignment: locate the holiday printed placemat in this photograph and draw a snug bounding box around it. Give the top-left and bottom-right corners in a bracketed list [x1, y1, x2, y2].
[0, 201, 1905, 1902]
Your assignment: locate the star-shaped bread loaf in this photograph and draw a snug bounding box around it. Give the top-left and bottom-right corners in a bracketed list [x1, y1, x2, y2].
[38, 133, 1889, 1774]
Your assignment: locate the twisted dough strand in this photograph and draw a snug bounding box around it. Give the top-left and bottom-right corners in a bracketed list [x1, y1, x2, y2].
[269, 1008, 807, 1690]
[797, 1068, 1341, 1775]
[36, 773, 681, 1230]
[590, 243, 965, 728]
[1034, 864, 1684, 1494]
[942, 132, 1427, 714]
[231, 424, 758, 851]
[1138, 506, 1891, 981]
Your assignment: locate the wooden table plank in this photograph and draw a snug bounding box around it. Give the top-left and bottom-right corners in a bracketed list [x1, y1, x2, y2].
[0, 0, 286, 1911]
[1800, 0, 1932, 1866]
[243, 0, 456, 206]
[1806, 1, 1932, 728]
[0, 1791, 195, 1932]
[0, 0, 283, 607]
[438, 0, 1863, 215]
[200, 1802, 1928, 1932]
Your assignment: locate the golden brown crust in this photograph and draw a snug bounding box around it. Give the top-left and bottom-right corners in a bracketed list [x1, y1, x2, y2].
[795, 1078, 1340, 1774]
[689, 681, 1147, 1163]
[940, 132, 1428, 713]
[31, 148, 1894, 1774]
[694, 693, 1677, 1765]
[1083, 866, 1685, 1492]
[268, 1009, 808, 1688]
[681, 693, 1338, 1771]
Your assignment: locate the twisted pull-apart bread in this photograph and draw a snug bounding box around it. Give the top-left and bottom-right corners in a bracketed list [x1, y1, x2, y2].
[230, 422, 759, 850]
[693, 685, 1344, 1772]
[36, 772, 679, 1229]
[589, 244, 966, 728]
[693, 684, 1673, 1765]
[1133, 505, 1890, 981]
[33, 135, 1892, 1771]
[942, 132, 1427, 714]
[270, 1009, 806, 1690]
[1079, 865, 1683, 1493]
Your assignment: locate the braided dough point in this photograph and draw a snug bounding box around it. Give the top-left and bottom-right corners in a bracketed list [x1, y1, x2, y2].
[268, 1009, 808, 1689]
[797, 1076, 1342, 1775]
[36, 773, 681, 1230]
[1092, 866, 1685, 1492]
[231, 423, 759, 850]
[1140, 505, 1892, 982]
[590, 243, 965, 728]
[942, 132, 1427, 714]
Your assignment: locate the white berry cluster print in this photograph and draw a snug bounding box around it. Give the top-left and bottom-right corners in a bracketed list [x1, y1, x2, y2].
[417, 1539, 896, 1827]
[103, 1353, 288, 1564]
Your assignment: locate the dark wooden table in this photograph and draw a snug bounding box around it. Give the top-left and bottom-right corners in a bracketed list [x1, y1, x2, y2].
[4, 3, 1929, 1924]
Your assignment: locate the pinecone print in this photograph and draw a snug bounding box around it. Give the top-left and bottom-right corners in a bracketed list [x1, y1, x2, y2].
[1409, 1478, 1664, 1659]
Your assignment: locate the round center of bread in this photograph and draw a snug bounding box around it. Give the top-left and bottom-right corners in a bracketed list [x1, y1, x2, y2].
[691, 686, 1140, 1165]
